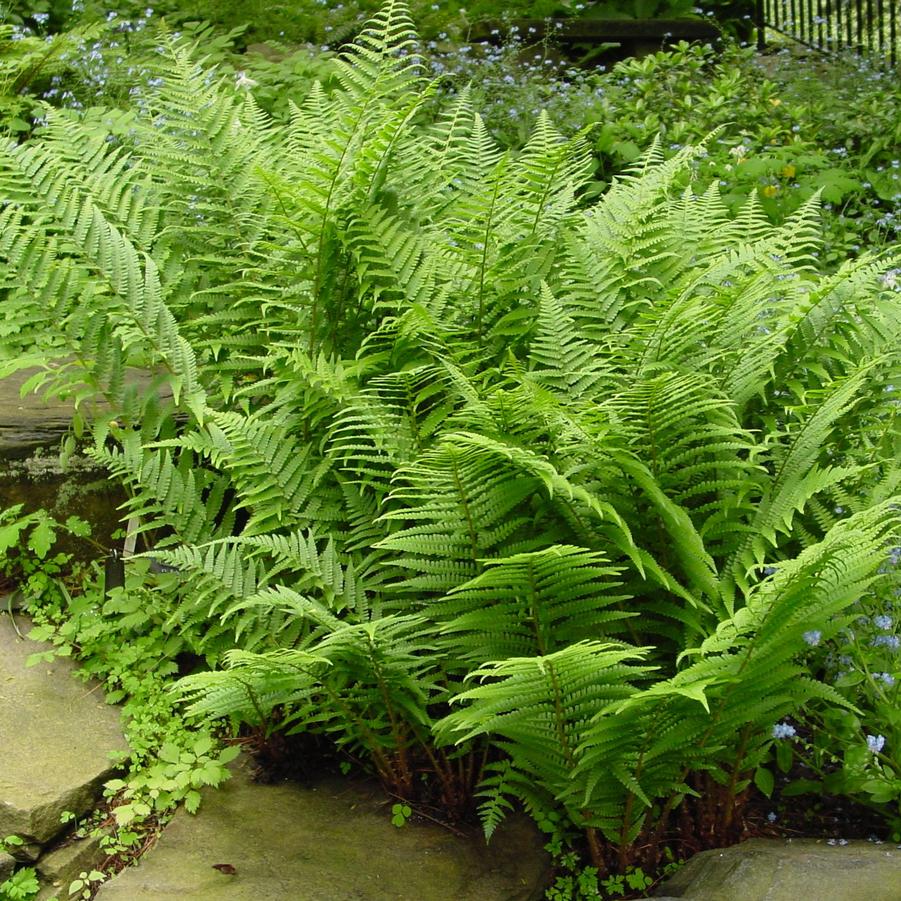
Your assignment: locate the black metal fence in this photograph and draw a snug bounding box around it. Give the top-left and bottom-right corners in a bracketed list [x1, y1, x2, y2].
[755, 0, 900, 67]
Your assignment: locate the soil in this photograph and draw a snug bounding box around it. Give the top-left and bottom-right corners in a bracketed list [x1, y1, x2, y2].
[238, 728, 347, 787]
[745, 770, 891, 843]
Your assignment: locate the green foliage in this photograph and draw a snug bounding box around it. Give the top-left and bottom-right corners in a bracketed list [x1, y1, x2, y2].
[26, 559, 239, 820]
[104, 739, 239, 827]
[0, 511, 238, 852]
[391, 802, 413, 826]
[457, 39, 900, 266]
[0, 867, 38, 901]
[763, 560, 901, 840]
[1, 1, 898, 883]
[65, 869, 106, 901]
[0, 19, 107, 134]
[0, 505, 91, 621]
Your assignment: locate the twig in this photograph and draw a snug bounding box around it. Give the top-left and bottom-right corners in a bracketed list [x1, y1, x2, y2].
[385, 791, 469, 838]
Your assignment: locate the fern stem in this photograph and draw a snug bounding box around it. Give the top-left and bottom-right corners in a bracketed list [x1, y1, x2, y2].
[545, 659, 575, 769]
[585, 826, 606, 874]
[370, 649, 414, 796]
[449, 455, 481, 566]
[721, 725, 752, 832]
[475, 172, 503, 345]
[310, 89, 379, 355]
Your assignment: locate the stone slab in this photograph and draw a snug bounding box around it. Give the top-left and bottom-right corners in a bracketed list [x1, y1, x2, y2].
[97, 756, 549, 901]
[0, 850, 15, 881]
[0, 614, 127, 846]
[36, 833, 106, 899]
[655, 838, 901, 900]
[0, 369, 75, 455]
[0, 367, 170, 457]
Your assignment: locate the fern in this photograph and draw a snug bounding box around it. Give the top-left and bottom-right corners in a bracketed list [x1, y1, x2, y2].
[2, 2, 899, 875]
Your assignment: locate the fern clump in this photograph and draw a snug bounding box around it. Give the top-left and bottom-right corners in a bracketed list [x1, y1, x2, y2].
[1, 0, 899, 877]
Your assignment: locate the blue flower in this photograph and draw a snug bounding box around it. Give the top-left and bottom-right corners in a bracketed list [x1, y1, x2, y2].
[872, 635, 900, 650]
[866, 734, 886, 754]
[803, 630, 822, 646]
[772, 722, 796, 740]
[873, 615, 893, 630]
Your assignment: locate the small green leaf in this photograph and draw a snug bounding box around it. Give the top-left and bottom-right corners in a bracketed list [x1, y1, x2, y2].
[185, 790, 202, 814]
[113, 805, 136, 827]
[0, 521, 26, 556]
[159, 742, 181, 764]
[65, 516, 91, 538]
[218, 745, 241, 764]
[28, 519, 55, 559]
[782, 778, 820, 797]
[754, 766, 774, 798]
[776, 741, 793, 774]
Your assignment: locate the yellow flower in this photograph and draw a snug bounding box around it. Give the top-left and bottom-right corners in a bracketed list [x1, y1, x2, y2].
[781, 164, 796, 179]
[762, 184, 779, 198]
[769, 97, 782, 107]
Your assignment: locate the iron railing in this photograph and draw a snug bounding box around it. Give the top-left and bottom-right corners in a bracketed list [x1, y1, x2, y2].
[756, 0, 900, 67]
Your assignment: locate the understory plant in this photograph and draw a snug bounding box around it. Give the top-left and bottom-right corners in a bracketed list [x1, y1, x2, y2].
[0, 0, 899, 880]
[446, 39, 900, 266]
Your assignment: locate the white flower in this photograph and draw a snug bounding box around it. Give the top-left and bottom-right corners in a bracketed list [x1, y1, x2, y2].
[234, 71, 257, 90]
[880, 269, 899, 290]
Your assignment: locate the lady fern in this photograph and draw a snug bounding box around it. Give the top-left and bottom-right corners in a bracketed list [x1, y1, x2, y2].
[1, 1, 899, 877]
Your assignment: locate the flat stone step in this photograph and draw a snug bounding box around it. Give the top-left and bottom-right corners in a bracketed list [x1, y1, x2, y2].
[0, 369, 76, 457]
[0, 367, 170, 458]
[0, 613, 127, 848]
[96, 756, 549, 900]
[654, 838, 901, 900]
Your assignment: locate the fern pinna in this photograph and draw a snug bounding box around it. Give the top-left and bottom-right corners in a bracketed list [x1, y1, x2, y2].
[1, 0, 899, 876]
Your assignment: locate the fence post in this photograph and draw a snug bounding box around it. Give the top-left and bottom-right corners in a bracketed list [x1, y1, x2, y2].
[756, 0, 767, 48]
[104, 549, 125, 600]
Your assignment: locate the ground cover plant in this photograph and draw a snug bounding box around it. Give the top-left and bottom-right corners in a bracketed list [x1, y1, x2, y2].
[0, 2, 900, 896]
[429, 37, 900, 267]
[5, 3, 897, 271]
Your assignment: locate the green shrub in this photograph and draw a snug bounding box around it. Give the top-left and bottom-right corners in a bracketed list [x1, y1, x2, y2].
[452, 40, 900, 266]
[1, 0, 899, 878]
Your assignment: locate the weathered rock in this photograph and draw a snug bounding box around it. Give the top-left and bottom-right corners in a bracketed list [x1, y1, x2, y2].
[36, 834, 106, 900]
[0, 614, 127, 846]
[11, 842, 41, 863]
[655, 838, 901, 900]
[0, 367, 169, 457]
[0, 850, 15, 881]
[97, 756, 550, 901]
[0, 450, 125, 560]
[0, 369, 75, 457]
